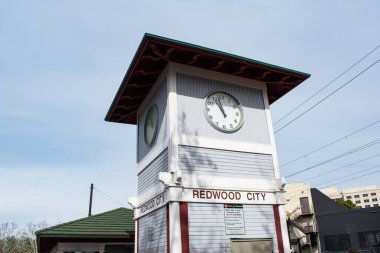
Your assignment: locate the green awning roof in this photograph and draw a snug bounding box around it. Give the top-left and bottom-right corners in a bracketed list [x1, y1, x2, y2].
[36, 207, 134, 239]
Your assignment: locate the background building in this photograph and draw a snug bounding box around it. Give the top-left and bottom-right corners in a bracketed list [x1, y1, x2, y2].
[286, 183, 380, 252]
[315, 206, 380, 252]
[321, 185, 380, 208]
[285, 183, 321, 253]
[36, 208, 134, 253]
[317, 187, 343, 202]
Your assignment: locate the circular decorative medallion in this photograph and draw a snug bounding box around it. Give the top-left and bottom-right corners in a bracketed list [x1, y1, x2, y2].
[144, 104, 159, 146]
[203, 91, 244, 133]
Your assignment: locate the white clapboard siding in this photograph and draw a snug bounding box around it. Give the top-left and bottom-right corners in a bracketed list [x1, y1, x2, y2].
[138, 149, 168, 194]
[137, 79, 168, 162]
[188, 203, 278, 253]
[139, 206, 167, 253]
[179, 145, 275, 179]
[176, 73, 270, 145]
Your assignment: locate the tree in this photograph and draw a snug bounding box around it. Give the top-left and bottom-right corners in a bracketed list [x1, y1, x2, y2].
[0, 223, 19, 253]
[0, 222, 47, 253]
[337, 199, 356, 209]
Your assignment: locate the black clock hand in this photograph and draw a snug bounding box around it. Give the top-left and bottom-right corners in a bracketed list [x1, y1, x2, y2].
[216, 97, 227, 118]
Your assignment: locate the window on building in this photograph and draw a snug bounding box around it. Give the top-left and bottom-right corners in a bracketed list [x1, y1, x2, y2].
[356, 201, 361, 204]
[355, 195, 360, 198]
[324, 234, 351, 252]
[371, 193, 376, 196]
[373, 198, 378, 202]
[104, 245, 134, 253]
[346, 196, 352, 199]
[365, 205, 371, 208]
[374, 204, 379, 207]
[364, 199, 370, 203]
[363, 194, 368, 197]
[300, 197, 311, 214]
[358, 230, 380, 250]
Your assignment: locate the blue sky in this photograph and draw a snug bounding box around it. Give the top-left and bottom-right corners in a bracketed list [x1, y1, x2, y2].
[1, 1, 380, 225]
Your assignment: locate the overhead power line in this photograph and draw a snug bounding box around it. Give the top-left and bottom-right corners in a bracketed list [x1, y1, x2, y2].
[285, 138, 380, 178]
[305, 153, 380, 182]
[275, 58, 380, 134]
[93, 187, 126, 206]
[274, 43, 380, 126]
[315, 164, 380, 188]
[320, 167, 380, 188]
[280, 119, 380, 167]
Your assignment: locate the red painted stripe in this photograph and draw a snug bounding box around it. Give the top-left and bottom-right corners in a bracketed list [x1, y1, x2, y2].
[273, 205, 284, 253]
[136, 218, 139, 253]
[166, 204, 170, 253]
[179, 202, 190, 253]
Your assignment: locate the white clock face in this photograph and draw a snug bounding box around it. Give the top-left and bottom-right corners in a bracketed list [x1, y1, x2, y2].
[144, 105, 158, 146]
[203, 91, 244, 133]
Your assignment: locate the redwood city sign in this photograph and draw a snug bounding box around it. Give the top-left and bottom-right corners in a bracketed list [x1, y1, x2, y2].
[192, 189, 267, 201]
[136, 188, 285, 218]
[183, 188, 284, 205]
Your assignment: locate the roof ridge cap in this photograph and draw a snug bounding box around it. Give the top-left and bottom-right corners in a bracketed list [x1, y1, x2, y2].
[36, 207, 130, 235]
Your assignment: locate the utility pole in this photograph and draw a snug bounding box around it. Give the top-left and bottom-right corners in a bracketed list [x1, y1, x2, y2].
[88, 183, 94, 216]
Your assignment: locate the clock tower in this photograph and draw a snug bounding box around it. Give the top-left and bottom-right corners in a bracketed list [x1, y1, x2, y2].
[106, 34, 310, 253]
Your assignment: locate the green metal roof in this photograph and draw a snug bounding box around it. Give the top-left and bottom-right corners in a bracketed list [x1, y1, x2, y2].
[36, 208, 134, 239]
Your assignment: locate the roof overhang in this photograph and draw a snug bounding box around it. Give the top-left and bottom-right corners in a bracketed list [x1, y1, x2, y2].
[105, 33, 310, 124]
[37, 236, 134, 253]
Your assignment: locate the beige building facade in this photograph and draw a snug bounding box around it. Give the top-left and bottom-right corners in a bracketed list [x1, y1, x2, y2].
[285, 183, 319, 253]
[321, 185, 380, 208]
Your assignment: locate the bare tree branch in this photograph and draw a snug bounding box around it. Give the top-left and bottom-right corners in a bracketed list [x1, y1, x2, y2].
[0, 222, 48, 253]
